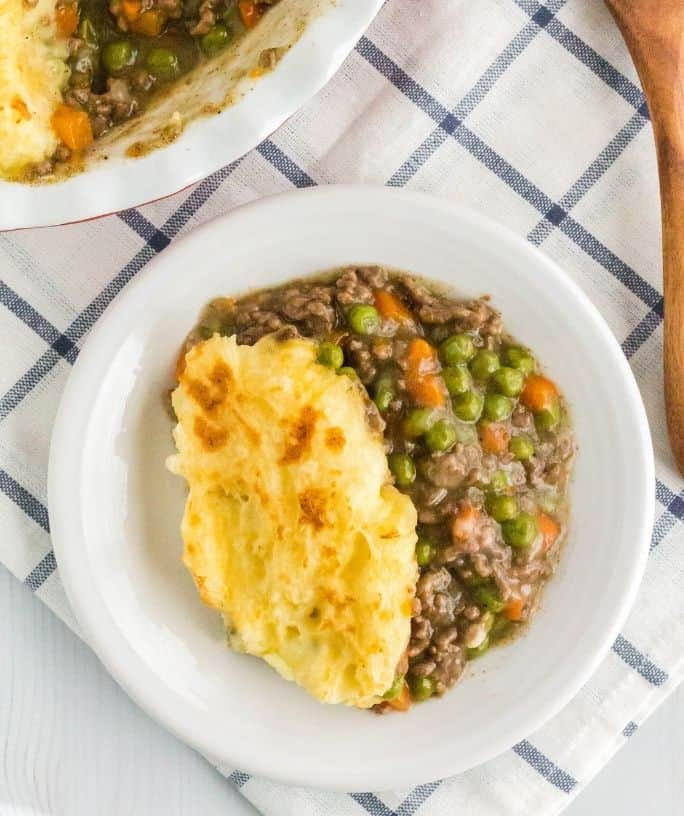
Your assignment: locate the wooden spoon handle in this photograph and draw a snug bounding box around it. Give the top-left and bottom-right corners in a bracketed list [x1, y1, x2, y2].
[605, 0, 684, 472]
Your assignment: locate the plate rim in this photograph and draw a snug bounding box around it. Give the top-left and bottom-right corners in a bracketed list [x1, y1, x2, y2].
[48, 185, 655, 790]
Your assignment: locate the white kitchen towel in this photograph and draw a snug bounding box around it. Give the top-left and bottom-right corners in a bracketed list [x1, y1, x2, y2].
[2, 0, 682, 813]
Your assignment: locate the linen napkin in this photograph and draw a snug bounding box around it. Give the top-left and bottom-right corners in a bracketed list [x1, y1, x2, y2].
[2, 0, 683, 813]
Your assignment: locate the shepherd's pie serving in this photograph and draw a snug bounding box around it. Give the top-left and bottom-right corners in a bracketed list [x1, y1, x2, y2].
[168, 267, 575, 711]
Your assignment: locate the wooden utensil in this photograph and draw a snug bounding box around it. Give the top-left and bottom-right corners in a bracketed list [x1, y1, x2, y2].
[605, 0, 684, 473]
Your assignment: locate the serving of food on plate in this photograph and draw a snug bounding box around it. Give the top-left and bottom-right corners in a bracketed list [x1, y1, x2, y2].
[167, 266, 575, 711]
[48, 187, 652, 789]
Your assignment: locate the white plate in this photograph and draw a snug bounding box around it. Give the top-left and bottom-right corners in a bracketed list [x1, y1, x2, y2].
[49, 186, 654, 791]
[0, 0, 383, 231]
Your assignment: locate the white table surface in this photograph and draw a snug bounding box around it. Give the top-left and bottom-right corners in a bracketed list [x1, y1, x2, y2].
[2, 563, 682, 815]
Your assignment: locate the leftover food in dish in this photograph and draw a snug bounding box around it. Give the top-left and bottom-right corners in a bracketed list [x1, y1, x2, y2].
[0, 0, 282, 180]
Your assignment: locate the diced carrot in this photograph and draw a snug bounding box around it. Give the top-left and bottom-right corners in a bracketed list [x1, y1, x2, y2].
[537, 512, 560, 552]
[239, 0, 262, 28]
[56, 4, 79, 38]
[504, 597, 525, 621]
[520, 374, 558, 412]
[405, 338, 446, 407]
[130, 8, 165, 35]
[406, 338, 437, 373]
[51, 104, 93, 151]
[479, 421, 510, 454]
[410, 374, 446, 408]
[374, 289, 414, 324]
[122, 0, 142, 20]
[452, 504, 479, 541]
[388, 683, 411, 712]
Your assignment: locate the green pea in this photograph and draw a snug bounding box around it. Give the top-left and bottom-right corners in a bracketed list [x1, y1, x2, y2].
[483, 393, 513, 421]
[452, 391, 484, 422]
[388, 453, 416, 487]
[373, 373, 395, 413]
[146, 48, 180, 80]
[317, 341, 344, 370]
[492, 366, 524, 397]
[489, 470, 510, 493]
[502, 512, 538, 549]
[200, 23, 231, 55]
[509, 434, 534, 460]
[440, 333, 475, 366]
[486, 494, 519, 522]
[102, 40, 137, 74]
[503, 346, 535, 375]
[535, 401, 561, 432]
[347, 304, 380, 335]
[403, 407, 438, 438]
[467, 636, 490, 660]
[415, 537, 437, 567]
[425, 419, 458, 452]
[471, 584, 505, 613]
[442, 365, 472, 396]
[409, 675, 435, 701]
[338, 366, 358, 378]
[470, 349, 500, 381]
[382, 676, 405, 701]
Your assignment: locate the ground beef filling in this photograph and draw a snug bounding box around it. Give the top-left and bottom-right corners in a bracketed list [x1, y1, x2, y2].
[188, 267, 575, 708]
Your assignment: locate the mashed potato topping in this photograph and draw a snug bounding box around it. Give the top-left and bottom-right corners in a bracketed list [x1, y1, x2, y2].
[0, 0, 69, 179]
[168, 334, 418, 707]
